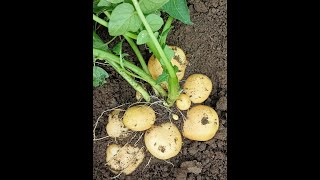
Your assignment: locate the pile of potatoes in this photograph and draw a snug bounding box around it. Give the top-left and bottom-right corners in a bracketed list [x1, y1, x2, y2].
[105, 46, 220, 175]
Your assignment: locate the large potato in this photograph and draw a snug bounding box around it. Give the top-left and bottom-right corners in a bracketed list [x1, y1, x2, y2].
[183, 74, 213, 103]
[182, 105, 219, 141]
[148, 46, 188, 89]
[106, 109, 129, 138]
[106, 144, 145, 175]
[144, 123, 182, 160]
[123, 105, 156, 131]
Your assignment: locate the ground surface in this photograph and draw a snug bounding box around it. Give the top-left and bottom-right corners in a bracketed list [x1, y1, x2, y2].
[93, 0, 227, 179]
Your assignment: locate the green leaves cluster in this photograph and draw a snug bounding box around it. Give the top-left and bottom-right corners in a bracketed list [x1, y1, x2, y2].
[93, 0, 191, 88]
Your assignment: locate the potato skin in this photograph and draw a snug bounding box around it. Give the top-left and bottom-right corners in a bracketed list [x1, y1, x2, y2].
[106, 144, 145, 175]
[176, 93, 191, 110]
[144, 123, 182, 160]
[106, 110, 129, 138]
[123, 105, 156, 131]
[182, 105, 219, 141]
[148, 46, 188, 89]
[183, 74, 213, 103]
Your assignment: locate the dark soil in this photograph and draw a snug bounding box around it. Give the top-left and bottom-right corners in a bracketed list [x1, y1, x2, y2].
[93, 0, 227, 179]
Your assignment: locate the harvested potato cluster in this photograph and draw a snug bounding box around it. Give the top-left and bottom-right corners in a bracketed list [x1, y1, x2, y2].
[144, 123, 182, 160]
[106, 144, 145, 175]
[102, 46, 222, 177]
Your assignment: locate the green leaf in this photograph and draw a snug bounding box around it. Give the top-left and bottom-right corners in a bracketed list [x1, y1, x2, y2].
[163, 45, 174, 61]
[146, 14, 164, 32]
[112, 40, 123, 55]
[93, 0, 108, 13]
[163, 0, 192, 25]
[93, 31, 108, 50]
[93, 66, 109, 87]
[137, 31, 159, 45]
[173, 65, 179, 73]
[137, 30, 150, 45]
[97, 0, 112, 7]
[108, 0, 124, 3]
[156, 70, 169, 84]
[139, 0, 169, 14]
[108, 3, 142, 36]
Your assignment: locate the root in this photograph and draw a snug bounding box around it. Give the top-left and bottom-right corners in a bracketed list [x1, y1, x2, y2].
[93, 136, 109, 142]
[177, 108, 187, 121]
[110, 172, 123, 179]
[142, 156, 153, 171]
[163, 160, 174, 167]
[134, 132, 144, 147]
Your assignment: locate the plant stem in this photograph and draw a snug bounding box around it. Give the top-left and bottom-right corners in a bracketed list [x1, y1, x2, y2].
[93, 14, 137, 39]
[131, 0, 180, 106]
[93, 48, 167, 97]
[160, 16, 174, 46]
[107, 60, 150, 102]
[124, 35, 150, 75]
[93, 14, 107, 28]
[104, 11, 111, 18]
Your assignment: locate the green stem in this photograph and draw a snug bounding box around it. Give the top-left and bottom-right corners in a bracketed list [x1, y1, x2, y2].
[104, 11, 111, 18]
[93, 14, 107, 28]
[93, 14, 137, 39]
[107, 60, 150, 102]
[93, 48, 167, 97]
[160, 16, 174, 46]
[132, 0, 179, 106]
[124, 35, 150, 75]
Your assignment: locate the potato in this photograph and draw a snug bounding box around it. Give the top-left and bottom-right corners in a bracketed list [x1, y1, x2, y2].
[182, 105, 219, 141]
[106, 144, 145, 175]
[106, 110, 129, 138]
[135, 91, 142, 101]
[183, 74, 212, 103]
[148, 46, 188, 89]
[176, 93, 191, 110]
[172, 113, 179, 121]
[123, 105, 156, 131]
[144, 123, 182, 160]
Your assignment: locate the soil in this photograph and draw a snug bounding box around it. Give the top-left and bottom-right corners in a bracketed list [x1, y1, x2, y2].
[93, 0, 227, 179]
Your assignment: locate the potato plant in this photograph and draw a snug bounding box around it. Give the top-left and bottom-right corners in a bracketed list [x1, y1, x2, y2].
[93, 0, 223, 177]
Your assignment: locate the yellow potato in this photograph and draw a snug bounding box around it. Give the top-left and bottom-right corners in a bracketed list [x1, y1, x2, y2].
[148, 46, 188, 89]
[123, 105, 156, 131]
[183, 105, 219, 141]
[106, 144, 145, 175]
[106, 110, 129, 138]
[183, 74, 212, 103]
[144, 123, 182, 160]
[176, 93, 191, 110]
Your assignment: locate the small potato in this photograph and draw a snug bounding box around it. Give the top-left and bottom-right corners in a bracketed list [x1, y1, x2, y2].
[183, 105, 219, 141]
[183, 74, 213, 103]
[148, 46, 188, 89]
[123, 105, 156, 131]
[144, 123, 182, 160]
[176, 93, 191, 110]
[106, 144, 145, 175]
[106, 110, 129, 138]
